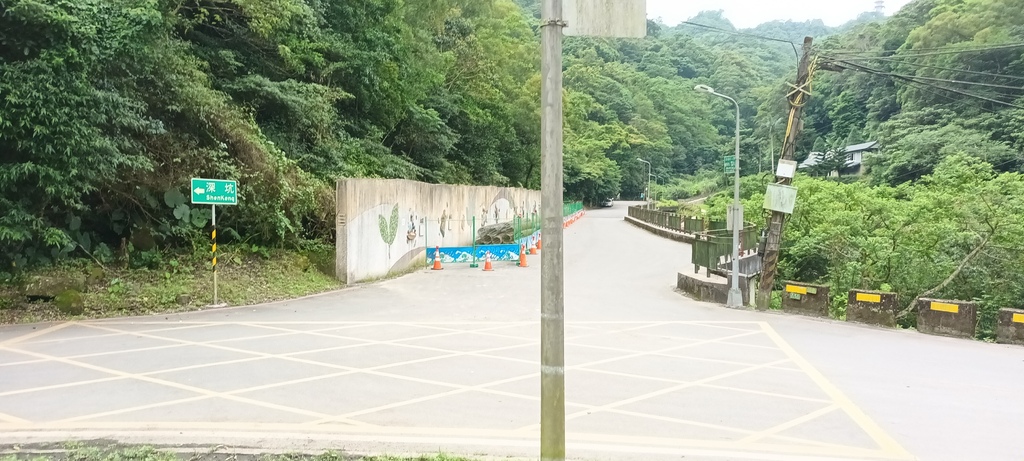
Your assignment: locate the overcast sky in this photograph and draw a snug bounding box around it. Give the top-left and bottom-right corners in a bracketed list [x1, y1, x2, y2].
[647, 0, 915, 29]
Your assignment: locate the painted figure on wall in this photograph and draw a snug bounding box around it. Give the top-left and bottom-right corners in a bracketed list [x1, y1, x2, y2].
[406, 209, 418, 243]
[440, 209, 449, 239]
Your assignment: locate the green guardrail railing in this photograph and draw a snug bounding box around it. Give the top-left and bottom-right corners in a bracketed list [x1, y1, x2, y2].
[691, 226, 760, 276]
[563, 201, 583, 217]
[627, 205, 709, 234]
[627, 205, 760, 276]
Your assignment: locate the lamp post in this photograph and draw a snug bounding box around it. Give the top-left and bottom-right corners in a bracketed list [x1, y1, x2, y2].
[636, 158, 652, 206]
[695, 84, 743, 309]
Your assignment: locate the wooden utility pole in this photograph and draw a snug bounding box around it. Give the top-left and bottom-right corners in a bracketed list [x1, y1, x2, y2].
[756, 37, 815, 310]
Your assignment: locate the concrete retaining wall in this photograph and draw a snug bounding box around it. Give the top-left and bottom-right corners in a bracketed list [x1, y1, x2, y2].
[996, 308, 1024, 345]
[917, 298, 977, 338]
[847, 290, 899, 327]
[335, 179, 541, 284]
[781, 282, 831, 318]
[677, 272, 756, 307]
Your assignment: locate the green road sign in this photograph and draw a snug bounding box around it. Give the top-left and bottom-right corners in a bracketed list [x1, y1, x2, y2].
[724, 155, 736, 174]
[191, 178, 238, 205]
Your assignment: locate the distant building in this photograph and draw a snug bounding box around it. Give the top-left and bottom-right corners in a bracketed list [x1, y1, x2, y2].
[798, 141, 880, 176]
[875, 0, 885, 14]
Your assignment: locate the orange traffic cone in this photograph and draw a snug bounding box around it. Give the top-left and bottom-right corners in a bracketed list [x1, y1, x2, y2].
[431, 246, 444, 271]
[529, 238, 538, 255]
[537, 238, 542, 250]
[483, 252, 494, 271]
[518, 244, 528, 267]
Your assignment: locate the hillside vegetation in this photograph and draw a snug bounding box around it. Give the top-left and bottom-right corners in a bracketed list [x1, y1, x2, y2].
[3, 0, 1023, 330]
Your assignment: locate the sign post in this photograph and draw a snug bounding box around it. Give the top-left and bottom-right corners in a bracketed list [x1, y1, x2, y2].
[724, 155, 736, 174]
[541, 2, 645, 460]
[191, 178, 238, 307]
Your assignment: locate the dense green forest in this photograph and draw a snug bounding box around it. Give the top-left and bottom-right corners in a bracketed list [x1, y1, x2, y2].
[2, 0, 1023, 327]
[0, 0, 816, 272]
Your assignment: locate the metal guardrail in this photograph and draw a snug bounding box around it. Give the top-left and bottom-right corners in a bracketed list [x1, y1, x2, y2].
[627, 206, 759, 276]
[691, 227, 759, 276]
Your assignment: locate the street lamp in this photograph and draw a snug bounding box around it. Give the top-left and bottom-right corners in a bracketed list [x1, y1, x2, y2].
[695, 84, 743, 309]
[636, 158, 652, 205]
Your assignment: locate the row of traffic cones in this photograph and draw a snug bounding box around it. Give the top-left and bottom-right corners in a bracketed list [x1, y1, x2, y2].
[563, 210, 585, 228]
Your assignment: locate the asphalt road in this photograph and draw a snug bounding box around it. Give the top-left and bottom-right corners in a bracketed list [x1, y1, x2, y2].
[1, 203, 1022, 461]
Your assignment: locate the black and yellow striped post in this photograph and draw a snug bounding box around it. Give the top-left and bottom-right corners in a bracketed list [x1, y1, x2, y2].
[212, 205, 219, 306]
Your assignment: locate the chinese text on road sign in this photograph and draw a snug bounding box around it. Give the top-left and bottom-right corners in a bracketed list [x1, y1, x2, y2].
[191, 178, 238, 205]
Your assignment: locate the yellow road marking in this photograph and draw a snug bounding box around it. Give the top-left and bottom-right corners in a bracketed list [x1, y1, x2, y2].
[3, 346, 367, 425]
[856, 293, 882, 303]
[516, 358, 792, 432]
[52, 323, 541, 423]
[0, 320, 915, 460]
[0, 322, 74, 346]
[760, 323, 913, 459]
[738, 404, 839, 443]
[0, 412, 29, 424]
[930, 302, 960, 314]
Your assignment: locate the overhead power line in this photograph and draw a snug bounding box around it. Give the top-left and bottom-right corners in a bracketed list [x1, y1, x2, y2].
[822, 57, 1024, 110]
[832, 43, 1024, 60]
[823, 42, 1024, 56]
[677, 21, 800, 57]
[868, 60, 1024, 82]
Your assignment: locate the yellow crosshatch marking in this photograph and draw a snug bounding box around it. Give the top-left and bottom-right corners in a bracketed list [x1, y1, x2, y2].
[1013, 313, 1024, 324]
[0, 320, 913, 461]
[786, 285, 807, 295]
[931, 302, 960, 314]
[856, 293, 881, 303]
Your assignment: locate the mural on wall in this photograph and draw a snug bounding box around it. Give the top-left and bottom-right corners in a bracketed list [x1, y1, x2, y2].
[406, 209, 419, 244]
[378, 204, 400, 259]
[440, 209, 449, 238]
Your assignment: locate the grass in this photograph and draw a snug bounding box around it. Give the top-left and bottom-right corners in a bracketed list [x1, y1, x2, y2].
[0, 247, 341, 325]
[0, 445, 483, 461]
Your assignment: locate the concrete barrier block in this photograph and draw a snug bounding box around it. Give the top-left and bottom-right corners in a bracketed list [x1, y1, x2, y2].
[781, 282, 830, 318]
[996, 308, 1024, 345]
[677, 272, 755, 307]
[847, 290, 899, 327]
[917, 299, 977, 338]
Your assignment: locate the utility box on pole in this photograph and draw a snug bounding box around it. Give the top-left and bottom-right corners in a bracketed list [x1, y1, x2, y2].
[563, 0, 647, 38]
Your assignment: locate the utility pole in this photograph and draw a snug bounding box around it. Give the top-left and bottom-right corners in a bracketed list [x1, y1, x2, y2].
[540, 0, 565, 460]
[756, 37, 815, 310]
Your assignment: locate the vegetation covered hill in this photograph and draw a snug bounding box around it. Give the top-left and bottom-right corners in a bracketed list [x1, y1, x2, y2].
[3, 0, 1023, 327]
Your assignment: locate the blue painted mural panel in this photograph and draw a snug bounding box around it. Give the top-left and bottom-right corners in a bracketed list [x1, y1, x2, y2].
[426, 244, 522, 264]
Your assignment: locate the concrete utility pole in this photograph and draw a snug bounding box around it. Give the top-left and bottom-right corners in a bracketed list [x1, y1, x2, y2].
[756, 37, 815, 310]
[540, 0, 566, 459]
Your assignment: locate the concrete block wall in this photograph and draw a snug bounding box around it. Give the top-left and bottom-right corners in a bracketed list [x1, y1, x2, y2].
[847, 290, 899, 327]
[335, 179, 541, 284]
[917, 298, 977, 338]
[781, 282, 831, 318]
[996, 308, 1024, 345]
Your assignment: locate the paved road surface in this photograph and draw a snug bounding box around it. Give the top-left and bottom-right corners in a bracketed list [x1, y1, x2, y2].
[2, 203, 1023, 461]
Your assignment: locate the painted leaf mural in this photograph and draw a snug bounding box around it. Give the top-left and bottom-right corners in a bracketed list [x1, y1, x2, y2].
[379, 204, 400, 259]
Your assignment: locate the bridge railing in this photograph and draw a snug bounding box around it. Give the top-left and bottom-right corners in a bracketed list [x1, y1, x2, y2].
[691, 226, 760, 276]
[627, 205, 705, 233]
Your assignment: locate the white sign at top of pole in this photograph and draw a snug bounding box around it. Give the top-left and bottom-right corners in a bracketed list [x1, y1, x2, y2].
[563, 0, 648, 38]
